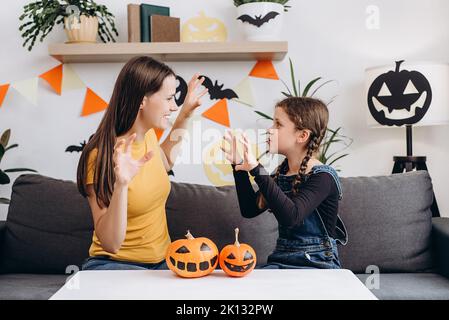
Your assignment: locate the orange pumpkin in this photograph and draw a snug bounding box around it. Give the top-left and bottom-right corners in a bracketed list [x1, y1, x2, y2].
[166, 230, 218, 278]
[219, 228, 256, 277]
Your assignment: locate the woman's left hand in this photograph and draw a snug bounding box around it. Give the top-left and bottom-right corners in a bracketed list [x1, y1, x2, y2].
[180, 73, 209, 118]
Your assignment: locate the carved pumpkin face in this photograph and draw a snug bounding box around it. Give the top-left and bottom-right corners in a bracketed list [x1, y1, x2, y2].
[367, 60, 432, 126]
[166, 230, 218, 278]
[181, 11, 227, 42]
[219, 228, 256, 277]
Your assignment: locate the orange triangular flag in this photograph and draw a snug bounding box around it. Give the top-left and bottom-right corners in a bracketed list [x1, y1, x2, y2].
[81, 88, 108, 117]
[201, 98, 230, 127]
[39, 64, 63, 95]
[0, 84, 10, 108]
[154, 128, 164, 141]
[249, 60, 279, 80]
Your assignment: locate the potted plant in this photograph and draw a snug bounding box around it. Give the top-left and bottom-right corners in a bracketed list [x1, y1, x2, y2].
[19, 0, 118, 51]
[233, 0, 290, 41]
[0, 129, 37, 204]
[254, 58, 353, 170]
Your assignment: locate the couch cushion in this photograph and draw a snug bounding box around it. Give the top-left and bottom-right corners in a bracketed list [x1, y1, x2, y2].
[0, 174, 93, 274]
[356, 273, 449, 300]
[166, 182, 278, 265]
[0, 274, 67, 300]
[338, 171, 434, 273]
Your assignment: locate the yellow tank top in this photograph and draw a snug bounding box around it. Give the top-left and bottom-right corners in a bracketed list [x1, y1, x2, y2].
[86, 129, 171, 263]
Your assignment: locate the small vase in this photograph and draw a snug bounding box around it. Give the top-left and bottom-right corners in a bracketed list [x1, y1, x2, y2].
[64, 15, 98, 44]
[236, 2, 284, 41]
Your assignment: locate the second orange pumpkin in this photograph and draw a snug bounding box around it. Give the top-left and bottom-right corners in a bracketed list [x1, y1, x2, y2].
[219, 228, 256, 277]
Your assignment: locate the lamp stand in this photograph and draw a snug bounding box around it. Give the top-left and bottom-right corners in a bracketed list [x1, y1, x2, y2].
[392, 125, 440, 217]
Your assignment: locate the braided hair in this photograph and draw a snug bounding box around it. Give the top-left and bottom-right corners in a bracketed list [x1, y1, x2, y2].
[256, 97, 328, 209]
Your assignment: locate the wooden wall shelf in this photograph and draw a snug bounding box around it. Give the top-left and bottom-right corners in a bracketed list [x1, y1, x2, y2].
[48, 41, 288, 63]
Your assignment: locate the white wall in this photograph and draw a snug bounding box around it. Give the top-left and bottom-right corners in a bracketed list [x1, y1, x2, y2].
[1, 0, 448, 220]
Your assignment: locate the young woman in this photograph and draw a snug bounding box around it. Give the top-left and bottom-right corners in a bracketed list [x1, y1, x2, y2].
[77, 56, 207, 270]
[222, 97, 348, 269]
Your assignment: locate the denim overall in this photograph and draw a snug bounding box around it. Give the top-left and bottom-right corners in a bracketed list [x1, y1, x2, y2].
[263, 165, 348, 269]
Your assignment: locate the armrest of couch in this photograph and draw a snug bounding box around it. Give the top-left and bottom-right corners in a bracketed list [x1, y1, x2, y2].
[0, 220, 6, 256]
[432, 217, 449, 278]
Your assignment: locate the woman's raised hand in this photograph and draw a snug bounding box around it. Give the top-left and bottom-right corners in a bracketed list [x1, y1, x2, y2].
[180, 73, 209, 117]
[113, 133, 154, 186]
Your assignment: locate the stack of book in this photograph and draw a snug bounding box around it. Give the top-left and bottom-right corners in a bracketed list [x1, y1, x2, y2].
[127, 3, 180, 43]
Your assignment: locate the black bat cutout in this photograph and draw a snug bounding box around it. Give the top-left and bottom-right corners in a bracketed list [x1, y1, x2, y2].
[65, 134, 94, 153]
[65, 141, 86, 153]
[199, 75, 239, 100]
[237, 11, 279, 28]
[175, 75, 188, 106]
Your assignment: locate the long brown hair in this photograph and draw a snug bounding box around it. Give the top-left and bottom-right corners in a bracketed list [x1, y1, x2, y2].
[257, 97, 329, 210]
[77, 56, 175, 208]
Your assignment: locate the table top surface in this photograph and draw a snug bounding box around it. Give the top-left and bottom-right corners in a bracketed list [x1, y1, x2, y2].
[50, 269, 377, 300]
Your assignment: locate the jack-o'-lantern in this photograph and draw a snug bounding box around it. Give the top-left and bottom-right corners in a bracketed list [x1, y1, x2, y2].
[181, 11, 227, 42]
[166, 230, 218, 278]
[367, 60, 432, 127]
[219, 228, 256, 277]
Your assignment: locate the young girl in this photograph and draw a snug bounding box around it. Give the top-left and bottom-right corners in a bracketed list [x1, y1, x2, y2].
[77, 56, 207, 270]
[222, 97, 348, 269]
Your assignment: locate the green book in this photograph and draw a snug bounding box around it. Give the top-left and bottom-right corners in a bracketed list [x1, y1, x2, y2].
[140, 3, 170, 42]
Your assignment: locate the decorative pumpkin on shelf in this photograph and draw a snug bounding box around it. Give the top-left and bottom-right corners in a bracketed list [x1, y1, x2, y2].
[166, 230, 219, 278]
[367, 60, 432, 127]
[219, 228, 256, 277]
[181, 11, 227, 42]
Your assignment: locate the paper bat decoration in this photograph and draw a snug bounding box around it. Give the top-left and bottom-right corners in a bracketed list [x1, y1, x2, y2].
[175, 75, 188, 106]
[65, 134, 94, 153]
[199, 75, 239, 100]
[237, 11, 279, 28]
[65, 141, 86, 153]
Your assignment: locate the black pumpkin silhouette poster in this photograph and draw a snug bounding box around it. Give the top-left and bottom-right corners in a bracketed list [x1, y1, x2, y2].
[366, 60, 433, 127]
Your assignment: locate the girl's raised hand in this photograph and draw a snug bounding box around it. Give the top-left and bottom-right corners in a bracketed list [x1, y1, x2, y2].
[221, 130, 242, 166]
[113, 133, 154, 186]
[221, 131, 259, 172]
[235, 133, 259, 172]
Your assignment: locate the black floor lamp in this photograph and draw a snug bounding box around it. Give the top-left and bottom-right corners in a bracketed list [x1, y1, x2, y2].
[365, 60, 449, 218]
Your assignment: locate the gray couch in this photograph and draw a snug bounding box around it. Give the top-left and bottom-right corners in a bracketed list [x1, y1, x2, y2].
[0, 171, 449, 300]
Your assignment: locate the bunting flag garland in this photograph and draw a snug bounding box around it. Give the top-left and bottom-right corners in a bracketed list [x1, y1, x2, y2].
[11, 77, 39, 106]
[1, 60, 280, 130]
[201, 98, 230, 127]
[0, 84, 10, 108]
[249, 60, 279, 80]
[62, 64, 85, 91]
[81, 87, 108, 117]
[39, 64, 63, 95]
[232, 76, 255, 107]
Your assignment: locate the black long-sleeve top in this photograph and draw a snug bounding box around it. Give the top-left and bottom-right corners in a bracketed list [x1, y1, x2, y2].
[232, 163, 340, 238]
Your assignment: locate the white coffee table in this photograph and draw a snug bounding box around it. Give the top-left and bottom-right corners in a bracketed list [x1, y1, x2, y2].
[50, 269, 376, 300]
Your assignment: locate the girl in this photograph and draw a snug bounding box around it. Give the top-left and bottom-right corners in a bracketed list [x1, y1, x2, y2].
[77, 56, 207, 270]
[222, 97, 348, 269]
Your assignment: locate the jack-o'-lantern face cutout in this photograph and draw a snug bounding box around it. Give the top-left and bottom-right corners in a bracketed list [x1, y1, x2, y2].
[166, 230, 218, 278]
[203, 136, 258, 187]
[219, 228, 256, 277]
[181, 11, 227, 42]
[367, 60, 432, 126]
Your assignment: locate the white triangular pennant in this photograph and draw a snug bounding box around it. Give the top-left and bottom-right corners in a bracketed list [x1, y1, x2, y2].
[11, 77, 38, 105]
[232, 76, 255, 107]
[62, 64, 85, 91]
